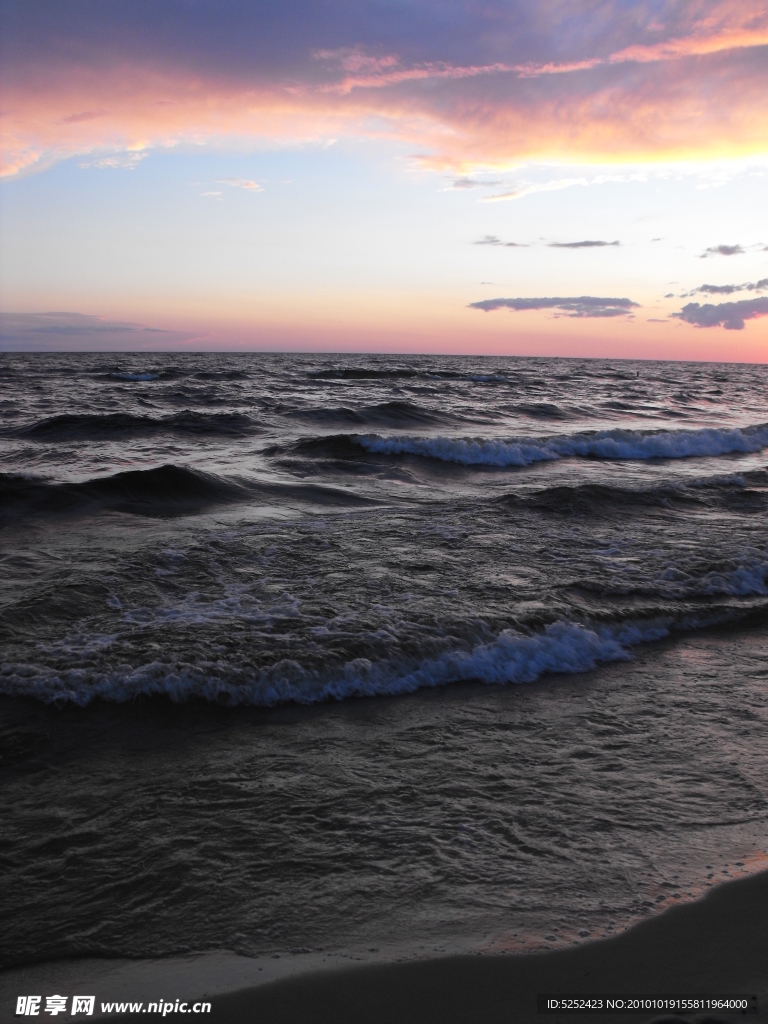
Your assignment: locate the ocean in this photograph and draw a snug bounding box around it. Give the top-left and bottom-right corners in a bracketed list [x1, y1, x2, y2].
[2, 352, 768, 972]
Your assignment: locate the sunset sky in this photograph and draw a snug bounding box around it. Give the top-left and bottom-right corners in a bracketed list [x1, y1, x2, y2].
[1, 0, 767, 359]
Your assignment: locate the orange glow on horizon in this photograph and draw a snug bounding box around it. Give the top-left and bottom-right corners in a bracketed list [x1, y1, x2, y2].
[5, 295, 766, 362]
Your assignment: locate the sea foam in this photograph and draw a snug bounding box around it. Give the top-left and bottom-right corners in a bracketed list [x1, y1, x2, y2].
[0, 617, 671, 707]
[353, 423, 768, 466]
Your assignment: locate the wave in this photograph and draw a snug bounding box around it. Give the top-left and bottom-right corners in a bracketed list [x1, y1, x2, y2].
[0, 464, 375, 522]
[352, 423, 768, 466]
[267, 434, 368, 462]
[290, 401, 445, 428]
[0, 465, 244, 519]
[309, 367, 422, 380]
[108, 372, 160, 381]
[513, 402, 568, 420]
[0, 618, 659, 706]
[4, 534, 768, 703]
[7, 609, 764, 707]
[19, 411, 260, 441]
[193, 370, 250, 381]
[499, 475, 768, 516]
[104, 367, 189, 383]
[308, 367, 511, 383]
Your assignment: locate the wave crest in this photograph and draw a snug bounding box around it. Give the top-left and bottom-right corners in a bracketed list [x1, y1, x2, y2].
[0, 619, 668, 707]
[353, 424, 768, 466]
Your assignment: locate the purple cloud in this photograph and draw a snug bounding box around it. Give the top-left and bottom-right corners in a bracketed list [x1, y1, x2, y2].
[671, 297, 768, 330]
[685, 278, 768, 296]
[3, 1, 768, 177]
[469, 296, 639, 318]
[548, 240, 620, 248]
[0, 312, 196, 350]
[700, 244, 745, 258]
[474, 235, 527, 247]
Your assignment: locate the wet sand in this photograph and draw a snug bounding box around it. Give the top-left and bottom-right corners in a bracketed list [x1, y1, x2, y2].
[92, 867, 768, 1023]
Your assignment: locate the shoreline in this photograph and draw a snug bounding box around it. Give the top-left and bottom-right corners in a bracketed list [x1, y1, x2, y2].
[2, 867, 766, 1024]
[181, 866, 768, 1024]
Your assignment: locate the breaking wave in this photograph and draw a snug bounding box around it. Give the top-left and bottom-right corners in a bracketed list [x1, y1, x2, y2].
[353, 423, 768, 466]
[0, 618, 672, 707]
[5, 570, 768, 706]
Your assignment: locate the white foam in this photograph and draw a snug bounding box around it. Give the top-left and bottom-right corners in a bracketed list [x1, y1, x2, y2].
[315, 619, 666, 701]
[356, 434, 556, 466]
[698, 562, 768, 597]
[0, 618, 669, 708]
[353, 424, 768, 466]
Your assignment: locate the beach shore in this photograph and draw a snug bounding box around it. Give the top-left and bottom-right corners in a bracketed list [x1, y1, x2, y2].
[80, 866, 767, 1023]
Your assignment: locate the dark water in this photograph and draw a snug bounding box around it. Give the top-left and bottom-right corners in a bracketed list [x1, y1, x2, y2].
[2, 353, 768, 968]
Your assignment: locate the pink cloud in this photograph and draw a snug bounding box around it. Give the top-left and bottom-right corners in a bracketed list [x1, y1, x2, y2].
[59, 109, 110, 124]
[2, 0, 767, 177]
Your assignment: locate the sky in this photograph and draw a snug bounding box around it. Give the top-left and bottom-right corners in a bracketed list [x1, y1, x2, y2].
[1, 0, 767, 359]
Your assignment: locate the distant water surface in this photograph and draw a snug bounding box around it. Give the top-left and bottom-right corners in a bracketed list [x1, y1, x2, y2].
[1, 353, 767, 967]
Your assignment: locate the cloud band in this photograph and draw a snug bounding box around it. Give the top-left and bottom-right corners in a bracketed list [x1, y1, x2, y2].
[469, 296, 639, 318]
[671, 297, 768, 330]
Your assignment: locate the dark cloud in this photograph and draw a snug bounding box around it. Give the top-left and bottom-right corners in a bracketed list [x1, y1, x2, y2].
[474, 235, 527, 247]
[670, 297, 768, 330]
[685, 278, 768, 296]
[0, 1, 701, 86]
[548, 240, 620, 248]
[3, 0, 767, 180]
[690, 283, 741, 295]
[469, 296, 639, 318]
[0, 312, 195, 351]
[700, 244, 745, 258]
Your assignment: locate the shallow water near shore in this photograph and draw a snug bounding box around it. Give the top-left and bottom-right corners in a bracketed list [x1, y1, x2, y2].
[2, 352, 768, 973]
[2, 626, 768, 970]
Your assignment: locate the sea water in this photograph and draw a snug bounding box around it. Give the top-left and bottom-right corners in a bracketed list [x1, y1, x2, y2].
[1, 352, 767, 967]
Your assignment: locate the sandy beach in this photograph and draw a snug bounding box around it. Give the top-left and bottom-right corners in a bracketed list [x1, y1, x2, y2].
[78, 867, 768, 1023]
